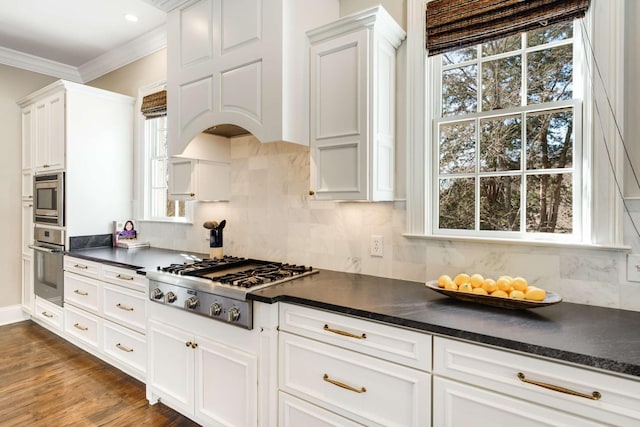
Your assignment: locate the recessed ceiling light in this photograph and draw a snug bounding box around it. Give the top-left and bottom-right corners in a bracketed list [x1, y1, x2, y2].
[124, 14, 139, 23]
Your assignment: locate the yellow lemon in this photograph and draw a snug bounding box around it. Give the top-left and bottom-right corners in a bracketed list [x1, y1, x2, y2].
[509, 290, 526, 299]
[472, 287, 488, 295]
[491, 289, 509, 298]
[454, 273, 471, 286]
[512, 277, 528, 292]
[444, 281, 458, 291]
[482, 278, 497, 293]
[470, 274, 484, 288]
[525, 287, 546, 301]
[437, 275, 453, 288]
[498, 275, 513, 282]
[458, 283, 473, 293]
[496, 277, 513, 292]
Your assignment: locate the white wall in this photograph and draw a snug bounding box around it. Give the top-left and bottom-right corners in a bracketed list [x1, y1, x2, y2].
[1, 65, 56, 307]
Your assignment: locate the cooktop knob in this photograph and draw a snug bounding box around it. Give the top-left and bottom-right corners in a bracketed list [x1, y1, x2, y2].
[210, 303, 222, 317]
[165, 291, 177, 303]
[185, 296, 199, 310]
[228, 307, 240, 322]
[150, 288, 163, 300]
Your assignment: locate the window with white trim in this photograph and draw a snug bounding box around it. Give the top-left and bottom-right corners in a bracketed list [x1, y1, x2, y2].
[144, 115, 186, 220]
[428, 22, 584, 242]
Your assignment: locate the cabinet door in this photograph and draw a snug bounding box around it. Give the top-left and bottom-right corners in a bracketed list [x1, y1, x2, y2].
[34, 92, 65, 172]
[22, 255, 33, 315]
[22, 107, 34, 200]
[195, 335, 258, 427]
[310, 30, 368, 200]
[22, 201, 33, 254]
[433, 377, 603, 427]
[168, 157, 196, 200]
[147, 319, 195, 417]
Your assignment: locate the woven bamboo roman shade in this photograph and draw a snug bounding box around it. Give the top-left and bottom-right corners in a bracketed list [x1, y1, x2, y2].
[425, 0, 591, 56]
[140, 90, 167, 118]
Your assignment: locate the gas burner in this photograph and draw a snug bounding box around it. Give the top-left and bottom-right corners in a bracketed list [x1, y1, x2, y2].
[147, 256, 318, 329]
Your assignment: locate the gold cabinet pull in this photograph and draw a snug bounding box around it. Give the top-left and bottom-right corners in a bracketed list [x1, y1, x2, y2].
[517, 373, 601, 400]
[42, 311, 54, 318]
[74, 289, 88, 296]
[43, 164, 50, 168]
[191, 342, 198, 349]
[116, 274, 134, 281]
[73, 323, 88, 331]
[323, 324, 366, 339]
[323, 374, 366, 393]
[116, 303, 134, 311]
[186, 341, 192, 347]
[116, 343, 134, 353]
[189, 192, 195, 197]
[308, 190, 315, 196]
[74, 264, 88, 269]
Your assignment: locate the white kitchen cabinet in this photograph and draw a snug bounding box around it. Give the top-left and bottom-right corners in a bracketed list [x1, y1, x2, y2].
[433, 336, 640, 427]
[21, 201, 34, 314]
[168, 158, 230, 201]
[33, 296, 64, 333]
[62, 256, 148, 381]
[166, 0, 339, 156]
[19, 80, 134, 244]
[147, 318, 258, 426]
[33, 90, 65, 173]
[279, 392, 365, 427]
[278, 303, 431, 427]
[21, 106, 34, 200]
[307, 6, 405, 201]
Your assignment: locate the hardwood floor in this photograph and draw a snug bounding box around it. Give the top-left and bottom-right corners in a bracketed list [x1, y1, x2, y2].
[0, 320, 200, 427]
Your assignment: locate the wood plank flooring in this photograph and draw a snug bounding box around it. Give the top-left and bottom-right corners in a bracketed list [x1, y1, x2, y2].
[0, 320, 200, 427]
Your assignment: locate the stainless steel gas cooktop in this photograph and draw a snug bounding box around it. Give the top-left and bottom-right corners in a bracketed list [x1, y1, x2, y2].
[146, 255, 317, 329]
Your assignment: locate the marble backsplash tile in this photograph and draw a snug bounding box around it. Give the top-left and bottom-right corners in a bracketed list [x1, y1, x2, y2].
[139, 135, 640, 312]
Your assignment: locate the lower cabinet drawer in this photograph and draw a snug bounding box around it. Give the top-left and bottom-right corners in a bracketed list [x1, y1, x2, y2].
[102, 283, 146, 333]
[279, 332, 430, 427]
[103, 320, 146, 376]
[64, 272, 100, 314]
[434, 337, 640, 426]
[433, 377, 603, 427]
[64, 305, 101, 350]
[34, 297, 63, 332]
[279, 392, 365, 427]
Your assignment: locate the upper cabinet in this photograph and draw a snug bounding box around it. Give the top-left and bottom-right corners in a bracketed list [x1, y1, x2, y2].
[33, 91, 66, 173]
[307, 6, 405, 201]
[166, 0, 339, 156]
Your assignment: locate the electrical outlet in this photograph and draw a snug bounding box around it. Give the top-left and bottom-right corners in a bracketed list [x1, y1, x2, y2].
[370, 235, 383, 257]
[627, 254, 640, 282]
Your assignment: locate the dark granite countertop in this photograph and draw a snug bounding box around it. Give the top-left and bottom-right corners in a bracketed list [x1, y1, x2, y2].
[249, 270, 640, 379]
[66, 246, 208, 272]
[63, 246, 640, 379]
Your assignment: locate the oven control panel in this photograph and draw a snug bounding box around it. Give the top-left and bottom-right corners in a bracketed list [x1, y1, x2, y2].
[148, 280, 252, 329]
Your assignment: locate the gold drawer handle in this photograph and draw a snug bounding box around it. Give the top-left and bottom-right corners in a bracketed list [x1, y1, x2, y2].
[42, 311, 54, 318]
[73, 323, 88, 331]
[116, 274, 134, 281]
[116, 303, 134, 312]
[116, 343, 134, 353]
[517, 373, 601, 400]
[323, 324, 366, 339]
[74, 289, 88, 296]
[323, 374, 366, 393]
[74, 264, 88, 269]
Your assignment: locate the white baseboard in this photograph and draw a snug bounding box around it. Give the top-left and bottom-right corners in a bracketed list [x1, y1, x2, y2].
[0, 304, 30, 326]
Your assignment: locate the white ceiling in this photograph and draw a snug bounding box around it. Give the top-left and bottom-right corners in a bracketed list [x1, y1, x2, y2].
[0, 0, 170, 83]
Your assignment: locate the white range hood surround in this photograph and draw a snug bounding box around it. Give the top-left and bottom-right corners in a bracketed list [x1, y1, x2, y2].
[166, 0, 340, 156]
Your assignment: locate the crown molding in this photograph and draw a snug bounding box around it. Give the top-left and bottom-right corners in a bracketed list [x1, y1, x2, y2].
[0, 25, 166, 84]
[0, 46, 82, 82]
[79, 25, 167, 83]
[140, 0, 189, 12]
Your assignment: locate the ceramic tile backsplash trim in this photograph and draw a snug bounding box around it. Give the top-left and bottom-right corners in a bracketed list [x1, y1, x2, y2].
[139, 135, 640, 312]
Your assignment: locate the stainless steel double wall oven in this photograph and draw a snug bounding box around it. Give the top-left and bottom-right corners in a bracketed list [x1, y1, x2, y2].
[31, 172, 65, 306]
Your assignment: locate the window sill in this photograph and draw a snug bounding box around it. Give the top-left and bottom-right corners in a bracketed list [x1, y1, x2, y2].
[138, 218, 193, 226]
[402, 233, 631, 252]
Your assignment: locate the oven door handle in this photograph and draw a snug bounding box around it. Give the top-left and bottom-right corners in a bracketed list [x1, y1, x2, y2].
[29, 244, 62, 254]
